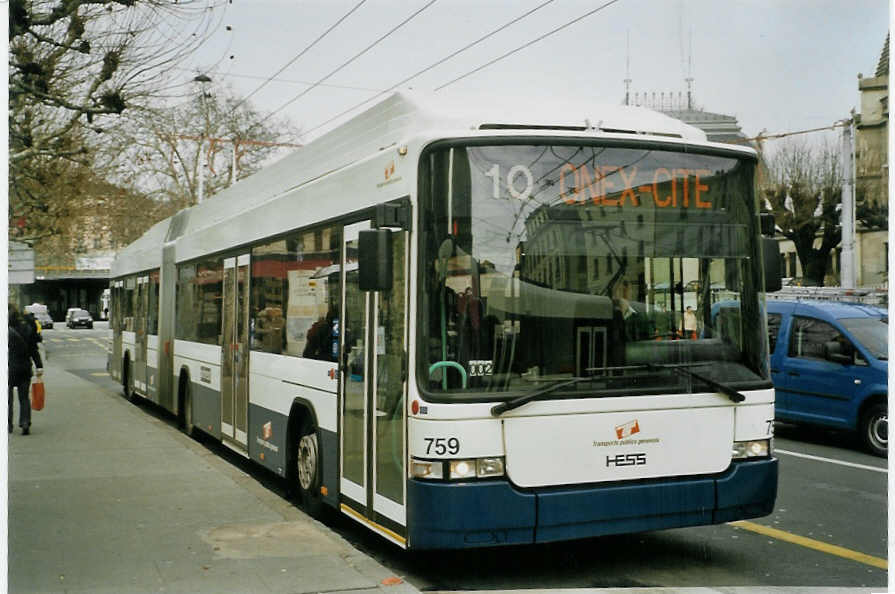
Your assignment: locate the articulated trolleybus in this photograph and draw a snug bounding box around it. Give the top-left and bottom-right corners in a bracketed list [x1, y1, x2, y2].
[109, 92, 779, 549]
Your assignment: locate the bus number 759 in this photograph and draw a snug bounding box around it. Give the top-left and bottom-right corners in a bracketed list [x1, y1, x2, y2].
[424, 437, 460, 456]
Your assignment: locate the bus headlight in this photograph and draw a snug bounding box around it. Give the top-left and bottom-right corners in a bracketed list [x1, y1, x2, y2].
[732, 439, 771, 459]
[410, 459, 443, 480]
[410, 457, 505, 480]
[476, 457, 505, 478]
[449, 459, 476, 479]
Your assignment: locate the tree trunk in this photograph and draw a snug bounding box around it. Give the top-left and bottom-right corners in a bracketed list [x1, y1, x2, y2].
[804, 255, 828, 287]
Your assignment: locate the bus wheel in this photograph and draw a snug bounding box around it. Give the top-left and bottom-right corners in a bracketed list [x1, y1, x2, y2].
[861, 402, 887, 457]
[295, 419, 323, 516]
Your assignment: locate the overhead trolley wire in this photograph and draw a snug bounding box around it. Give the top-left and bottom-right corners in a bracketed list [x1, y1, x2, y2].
[252, 0, 440, 132]
[229, 0, 369, 114]
[733, 122, 849, 145]
[302, 0, 559, 137]
[171, 67, 384, 93]
[434, 0, 623, 91]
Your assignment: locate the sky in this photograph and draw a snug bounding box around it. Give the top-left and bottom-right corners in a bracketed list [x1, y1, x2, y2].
[178, 0, 889, 148]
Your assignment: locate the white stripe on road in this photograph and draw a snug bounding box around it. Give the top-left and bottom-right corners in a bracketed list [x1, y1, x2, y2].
[775, 448, 887, 473]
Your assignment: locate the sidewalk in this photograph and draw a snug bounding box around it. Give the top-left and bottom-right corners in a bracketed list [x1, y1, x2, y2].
[8, 364, 420, 594]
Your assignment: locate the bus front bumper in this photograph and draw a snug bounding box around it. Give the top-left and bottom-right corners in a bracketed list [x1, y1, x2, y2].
[406, 457, 777, 549]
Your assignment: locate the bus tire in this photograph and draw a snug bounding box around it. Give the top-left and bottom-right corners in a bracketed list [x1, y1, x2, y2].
[178, 374, 195, 438]
[294, 417, 323, 517]
[860, 401, 887, 457]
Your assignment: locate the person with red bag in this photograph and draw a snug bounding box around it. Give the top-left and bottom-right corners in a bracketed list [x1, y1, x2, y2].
[8, 304, 43, 435]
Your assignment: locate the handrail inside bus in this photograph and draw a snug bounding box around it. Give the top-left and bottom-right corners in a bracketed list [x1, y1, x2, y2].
[429, 361, 468, 389]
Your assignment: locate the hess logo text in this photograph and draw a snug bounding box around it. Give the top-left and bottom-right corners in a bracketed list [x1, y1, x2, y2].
[606, 452, 647, 467]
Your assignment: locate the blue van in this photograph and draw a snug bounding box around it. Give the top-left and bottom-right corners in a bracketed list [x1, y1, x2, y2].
[766, 300, 888, 456]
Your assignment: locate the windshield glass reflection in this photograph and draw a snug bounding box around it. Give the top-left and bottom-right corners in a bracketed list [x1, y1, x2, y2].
[419, 143, 769, 400]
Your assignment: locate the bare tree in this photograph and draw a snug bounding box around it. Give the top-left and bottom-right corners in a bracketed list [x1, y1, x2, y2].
[761, 140, 842, 286]
[106, 82, 301, 206]
[9, 0, 224, 241]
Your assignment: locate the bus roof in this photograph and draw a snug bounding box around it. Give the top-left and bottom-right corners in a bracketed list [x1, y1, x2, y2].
[112, 91, 756, 277]
[111, 216, 171, 275]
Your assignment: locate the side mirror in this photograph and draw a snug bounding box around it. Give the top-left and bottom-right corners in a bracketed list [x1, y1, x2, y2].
[358, 229, 393, 291]
[762, 237, 782, 292]
[823, 340, 853, 365]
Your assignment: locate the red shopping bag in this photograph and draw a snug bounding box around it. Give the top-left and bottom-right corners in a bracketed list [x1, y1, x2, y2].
[31, 378, 45, 411]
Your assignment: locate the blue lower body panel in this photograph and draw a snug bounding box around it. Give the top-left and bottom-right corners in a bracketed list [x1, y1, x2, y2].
[407, 458, 777, 549]
[407, 481, 536, 549]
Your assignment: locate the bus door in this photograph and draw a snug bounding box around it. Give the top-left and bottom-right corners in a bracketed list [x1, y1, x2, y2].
[340, 221, 408, 544]
[221, 254, 251, 449]
[112, 281, 123, 380]
[134, 275, 149, 395]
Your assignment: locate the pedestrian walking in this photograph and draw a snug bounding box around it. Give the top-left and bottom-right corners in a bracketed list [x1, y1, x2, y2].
[8, 304, 43, 435]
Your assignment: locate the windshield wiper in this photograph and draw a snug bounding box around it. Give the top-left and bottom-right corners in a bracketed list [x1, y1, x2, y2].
[491, 377, 594, 417]
[649, 363, 746, 403]
[490, 364, 746, 417]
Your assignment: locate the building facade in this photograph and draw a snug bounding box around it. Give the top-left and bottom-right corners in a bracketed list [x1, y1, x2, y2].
[857, 33, 889, 209]
[851, 33, 888, 287]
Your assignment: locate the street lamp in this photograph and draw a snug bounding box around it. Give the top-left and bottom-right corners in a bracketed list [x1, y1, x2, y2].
[193, 74, 212, 203]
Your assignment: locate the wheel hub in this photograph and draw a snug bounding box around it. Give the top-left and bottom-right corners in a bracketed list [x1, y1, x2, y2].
[297, 433, 318, 491]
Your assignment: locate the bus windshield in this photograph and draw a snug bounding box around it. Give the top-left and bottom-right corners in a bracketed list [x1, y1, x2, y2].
[419, 142, 770, 401]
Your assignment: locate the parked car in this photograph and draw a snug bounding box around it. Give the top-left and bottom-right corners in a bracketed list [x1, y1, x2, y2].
[67, 308, 94, 329]
[766, 300, 887, 456]
[24, 303, 53, 329]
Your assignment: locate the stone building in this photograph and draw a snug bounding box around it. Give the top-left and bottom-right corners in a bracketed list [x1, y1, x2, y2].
[850, 33, 889, 287]
[629, 91, 749, 145]
[11, 180, 164, 322]
[662, 107, 748, 145]
[857, 33, 889, 209]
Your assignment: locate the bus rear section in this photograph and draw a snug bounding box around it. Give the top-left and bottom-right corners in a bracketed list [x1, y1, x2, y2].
[406, 140, 777, 549]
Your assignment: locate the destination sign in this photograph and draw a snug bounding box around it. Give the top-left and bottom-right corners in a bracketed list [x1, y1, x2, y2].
[559, 163, 713, 209]
[484, 159, 726, 211]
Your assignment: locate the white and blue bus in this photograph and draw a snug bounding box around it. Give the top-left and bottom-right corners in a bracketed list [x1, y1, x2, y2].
[109, 92, 780, 549]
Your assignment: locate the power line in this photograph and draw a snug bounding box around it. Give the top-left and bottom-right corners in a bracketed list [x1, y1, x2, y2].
[171, 67, 385, 92]
[228, 0, 369, 115]
[255, 0, 439, 130]
[302, 0, 559, 137]
[736, 122, 849, 145]
[434, 0, 623, 91]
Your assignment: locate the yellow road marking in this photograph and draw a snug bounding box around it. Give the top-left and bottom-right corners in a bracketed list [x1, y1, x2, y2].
[90, 372, 110, 377]
[731, 520, 887, 570]
[340, 504, 406, 547]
